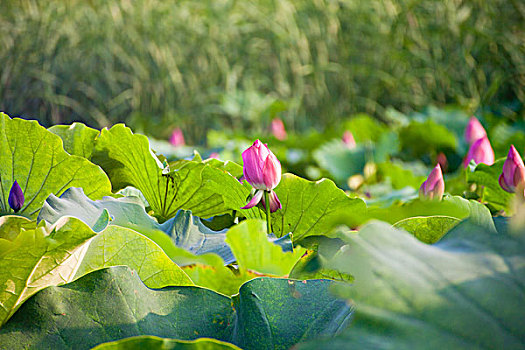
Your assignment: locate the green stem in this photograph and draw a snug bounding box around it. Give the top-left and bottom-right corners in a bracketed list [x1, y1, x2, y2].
[479, 185, 485, 203]
[264, 190, 271, 234]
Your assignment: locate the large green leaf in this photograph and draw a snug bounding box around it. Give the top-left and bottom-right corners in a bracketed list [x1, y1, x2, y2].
[91, 124, 260, 220]
[75, 225, 193, 288]
[93, 336, 241, 350]
[38, 188, 235, 264]
[48, 122, 100, 159]
[180, 221, 300, 296]
[0, 216, 95, 326]
[0, 113, 112, 218]
[270, 174, 366, 240]
[356, 195, 496, 232]
[0, 216, 192, 327]
[297, 220, 525, 349]
[0, 266, 354, 350]
[393, 216, 461, 243]
[468, 159, 514, 212]
[225, 219, 306, 276]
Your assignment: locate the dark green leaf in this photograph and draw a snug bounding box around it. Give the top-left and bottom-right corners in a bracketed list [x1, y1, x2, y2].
[92, 336, 241, 350]
[0, 267, 354, 350]
[297, 220, 525, 349]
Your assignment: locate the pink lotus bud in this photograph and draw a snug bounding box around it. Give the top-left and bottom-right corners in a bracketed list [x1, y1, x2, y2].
[8, 180, 24, 212]
[419, 164, 445, 200]
[271, 118, 287, 141]
[499, 145, 525, 193]
[169, 128, 185, 147]
[241, 140, 281, 191]
[464, 117, 487, 145]
[463, 136, 494, 168]
[208, 152, 220, 159]
[342, 130, 356, 149]
[240, 140, 282, 213]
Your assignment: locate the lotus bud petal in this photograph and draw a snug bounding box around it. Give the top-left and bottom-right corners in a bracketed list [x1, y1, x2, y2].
[241, 190, 264, 210]
[8, 181, 24, 212]
[342, 131, 356, 149]
[499, 145, 525, 193]
[419, 164, 444, 200]
[169, 128, 185, 147]
[271, 118, 287, 141]
[262, 190, 282, 213]
[464, 116, 487, 145]
[463, 136, 494, 168]
[242, 140, 281, 191]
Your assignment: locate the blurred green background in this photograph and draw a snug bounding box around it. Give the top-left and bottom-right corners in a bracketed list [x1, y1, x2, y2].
[0, 0, 523, 142]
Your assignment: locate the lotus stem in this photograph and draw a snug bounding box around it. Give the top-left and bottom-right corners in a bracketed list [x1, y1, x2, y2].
[264, 190, 271, 234]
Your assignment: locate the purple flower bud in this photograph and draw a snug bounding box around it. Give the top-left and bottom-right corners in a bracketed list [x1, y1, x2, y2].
[242, 140, 281, 191]
[463, 136, 494, 168]
[342, 130, 356, 149]
[8, 181, 24, 212]
[169, 128, 185, 147]
[464, 116, 487, 145]
[271, 118, 287, 141]
[419, 164, 445, 200]
[499, 145, 525, 193]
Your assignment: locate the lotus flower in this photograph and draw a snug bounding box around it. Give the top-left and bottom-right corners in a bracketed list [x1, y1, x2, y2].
[342, 130, 356, 149]
[499, 145, 525, 193]
[419, 164, 444, 200]
[463, 136, 494, 168]
[169, 128, 185, 147]
[271, 118, 287, 141]
[8, 181, 24, 212]
[464, 116, 487, 145]
[241, 140, 282, 212]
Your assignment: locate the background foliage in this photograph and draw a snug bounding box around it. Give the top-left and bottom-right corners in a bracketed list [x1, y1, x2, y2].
[1, 0, 523, 141]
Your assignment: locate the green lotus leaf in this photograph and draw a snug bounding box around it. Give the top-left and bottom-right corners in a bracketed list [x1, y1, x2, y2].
[91, 124, 261, 220]
[297, 220, 525, 349]
[0, 266, 354, 350]
[271, 174, 366, 240]
[468, 159, 513, 212]
[48, 122, 100, 159]
[92, 336, 241, 350]
[393, 215, 461, 243]
[225, 219, 306, 276]
[0, 215, 192, 327]
[0, 113, 112, 218]
[347, 195, 496, 233]
[38, 187, 236, 264]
